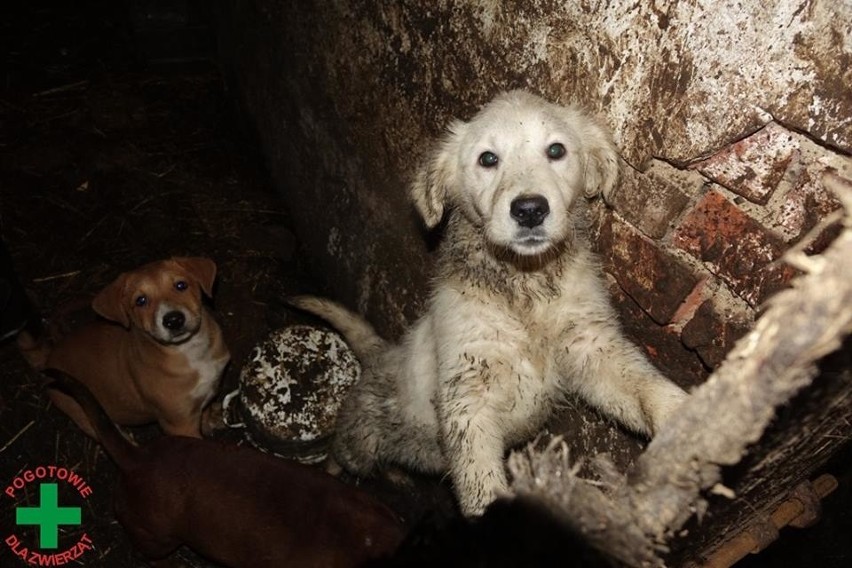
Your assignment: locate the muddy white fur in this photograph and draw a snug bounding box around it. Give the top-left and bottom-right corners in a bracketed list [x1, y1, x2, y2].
[293, 90, 688, 516]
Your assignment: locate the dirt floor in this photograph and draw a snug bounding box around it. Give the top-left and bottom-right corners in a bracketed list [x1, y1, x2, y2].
[1, 3, 850, 568]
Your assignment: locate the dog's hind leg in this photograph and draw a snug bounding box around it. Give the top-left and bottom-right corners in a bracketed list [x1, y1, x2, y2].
[333, 364, 445, 478]
[331, 368, 388, 477]
[381, 416, 445, 474]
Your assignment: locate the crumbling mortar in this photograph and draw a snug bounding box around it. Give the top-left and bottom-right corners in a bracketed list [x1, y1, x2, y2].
[758, 108, 852, 161]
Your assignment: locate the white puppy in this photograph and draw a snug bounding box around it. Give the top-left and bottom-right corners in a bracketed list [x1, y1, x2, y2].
[293, 90, 687, 516]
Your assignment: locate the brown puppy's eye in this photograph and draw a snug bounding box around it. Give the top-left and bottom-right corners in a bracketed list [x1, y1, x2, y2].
[135, 295, 148, 307]
[175, 281, 188, 292]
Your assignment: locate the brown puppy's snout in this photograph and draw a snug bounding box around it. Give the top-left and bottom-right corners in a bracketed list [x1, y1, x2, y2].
[510, 195, 550, 228]
[162, 310, 186, 331]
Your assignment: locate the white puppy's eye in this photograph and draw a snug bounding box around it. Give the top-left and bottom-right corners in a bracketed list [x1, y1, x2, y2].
[478, 151, 499, 168]
[546, 143, 566, 160]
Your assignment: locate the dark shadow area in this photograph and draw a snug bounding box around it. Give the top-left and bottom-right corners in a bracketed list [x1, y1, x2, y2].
[0, 2, 452, 566]
[1, 2, 850, 568]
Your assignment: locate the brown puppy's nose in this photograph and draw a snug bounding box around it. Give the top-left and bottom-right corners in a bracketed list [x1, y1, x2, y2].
[510, 195, 550, 228]
[163, 311, 186, 331]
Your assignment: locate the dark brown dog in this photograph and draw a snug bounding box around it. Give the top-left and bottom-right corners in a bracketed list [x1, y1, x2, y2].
[43, 257, 229, 438]
[44, 369, 406, 568]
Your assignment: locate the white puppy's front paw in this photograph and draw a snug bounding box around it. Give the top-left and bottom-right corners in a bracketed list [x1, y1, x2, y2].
[647, 384, 689, 436]
[457, 469, 511, 517]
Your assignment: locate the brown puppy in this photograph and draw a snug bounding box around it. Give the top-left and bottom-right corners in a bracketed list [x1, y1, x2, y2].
[45, 370, 405, 568]
[45, 257, 229, 438]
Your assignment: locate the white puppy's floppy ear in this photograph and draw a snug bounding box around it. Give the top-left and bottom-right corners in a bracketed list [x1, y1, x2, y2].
[558, 105, 619, 202]
[410, 119, 465, 229]
[578, 117, 620, 202]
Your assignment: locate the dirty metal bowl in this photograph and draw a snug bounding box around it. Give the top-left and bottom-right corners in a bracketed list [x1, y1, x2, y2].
[234, 324, 360, 463]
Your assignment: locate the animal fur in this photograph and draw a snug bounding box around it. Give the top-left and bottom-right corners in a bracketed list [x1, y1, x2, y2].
[44, 369, 405, 567]
[37, 257, 229, 438]
[292, 90, 688, 516]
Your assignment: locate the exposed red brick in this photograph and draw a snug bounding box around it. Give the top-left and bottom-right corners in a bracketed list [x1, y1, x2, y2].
[598, 212, 700, 325]
[610, 166, 691, 239]
[669, 275, 714, 326]
[672, 189, 797, 306]
[607, 281, 709, 388]
[690, 123, 798, 205]
[681, 299, 752, 369]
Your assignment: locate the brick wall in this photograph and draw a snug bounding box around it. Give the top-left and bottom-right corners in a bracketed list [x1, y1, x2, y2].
[593, 122, 848, 383]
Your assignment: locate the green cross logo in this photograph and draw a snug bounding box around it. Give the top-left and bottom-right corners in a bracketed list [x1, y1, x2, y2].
[15, 483, 81, 549]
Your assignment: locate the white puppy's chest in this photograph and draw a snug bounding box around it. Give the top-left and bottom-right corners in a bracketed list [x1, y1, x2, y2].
[435, 304, 564, 434]
[444, 269, 608, 436]
[500, 360, 562, 444]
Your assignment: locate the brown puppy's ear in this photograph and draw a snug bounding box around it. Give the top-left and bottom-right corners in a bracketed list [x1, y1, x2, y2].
[173, 257, 217, 297]
[92, 273, 131, 328]
[410, 119, 466, 229]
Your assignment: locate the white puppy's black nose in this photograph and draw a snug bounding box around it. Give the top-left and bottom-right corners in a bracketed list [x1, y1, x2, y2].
[510, 195, 550, 228]
[163, 311, 186, 331]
